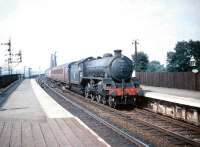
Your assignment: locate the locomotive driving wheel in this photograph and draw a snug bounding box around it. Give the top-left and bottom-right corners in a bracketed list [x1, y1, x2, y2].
[97, 95, 102, 103]
[102, 97, 107, 105]
[108, 96, 117, 108]
[85, 90, 89, 98]
[84, 85, 90, 98]
[91, 94, 96, 101]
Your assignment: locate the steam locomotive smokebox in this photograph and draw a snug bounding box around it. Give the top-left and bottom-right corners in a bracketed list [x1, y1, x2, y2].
[110, 50, 133, 81]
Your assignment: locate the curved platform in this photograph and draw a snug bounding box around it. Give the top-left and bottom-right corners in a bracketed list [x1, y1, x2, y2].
[0, 79, 109, 147]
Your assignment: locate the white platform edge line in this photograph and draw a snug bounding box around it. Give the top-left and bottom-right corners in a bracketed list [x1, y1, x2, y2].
[31, 79, 74, 118]
[32, 79, 110, 146]
[74, 116, 111, 147]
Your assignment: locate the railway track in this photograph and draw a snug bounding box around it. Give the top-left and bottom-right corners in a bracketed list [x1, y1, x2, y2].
[39, 77, 200, 147]
[67, 92, 200, 146]
[124, 109, 200, 142]
[38, 78, 149, 147]
[119, 109, 200, 146]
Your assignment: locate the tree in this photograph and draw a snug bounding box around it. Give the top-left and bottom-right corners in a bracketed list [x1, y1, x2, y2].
[147, 60, 165, 72]
[132, 52, 149, 72]
[167, 40, 200, 72]
[166, 51, 176, 71]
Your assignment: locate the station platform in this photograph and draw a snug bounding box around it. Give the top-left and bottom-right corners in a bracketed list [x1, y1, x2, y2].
[142, 85, 200, 108]
[0, 79, 109, 147]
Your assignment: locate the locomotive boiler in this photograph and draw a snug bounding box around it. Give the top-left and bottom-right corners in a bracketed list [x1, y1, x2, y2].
[46, 50, 142, 108]
[83, 50, 133, 82]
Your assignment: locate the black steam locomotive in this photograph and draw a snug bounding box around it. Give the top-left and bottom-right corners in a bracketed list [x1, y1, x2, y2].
[46, 50, 142, 108]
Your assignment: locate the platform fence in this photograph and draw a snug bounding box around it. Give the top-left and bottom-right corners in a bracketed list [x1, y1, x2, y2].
[136, 72, 200, 91]
[0, 74, 21, 89]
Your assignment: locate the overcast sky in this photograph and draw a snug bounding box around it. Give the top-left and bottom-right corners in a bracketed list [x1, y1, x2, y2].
[0, 0, 200, 72]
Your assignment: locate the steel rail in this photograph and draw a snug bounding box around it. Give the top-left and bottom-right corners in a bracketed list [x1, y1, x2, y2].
[40, 80, 149, 147]
[138, 108, 200, 132]
[39, 78, 200, 146]
[121, 111, 200, 146]
[58, 82, 200, 146]
[55, 85, 200, 145]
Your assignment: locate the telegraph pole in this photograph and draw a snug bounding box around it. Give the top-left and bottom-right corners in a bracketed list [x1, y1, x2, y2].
[1, 39, 12, 75]
[8, 39, 12, 74]
[1, 39, 22, 75]
[132, 40, 139, 72]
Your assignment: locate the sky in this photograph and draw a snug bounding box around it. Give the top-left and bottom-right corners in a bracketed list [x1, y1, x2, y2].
[0, 0, 200, 73]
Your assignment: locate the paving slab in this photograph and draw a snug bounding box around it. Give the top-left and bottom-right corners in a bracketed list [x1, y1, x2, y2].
[0, 79, 109, 147]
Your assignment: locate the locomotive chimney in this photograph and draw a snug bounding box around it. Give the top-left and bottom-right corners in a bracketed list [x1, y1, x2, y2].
[114, 50, 122, 57]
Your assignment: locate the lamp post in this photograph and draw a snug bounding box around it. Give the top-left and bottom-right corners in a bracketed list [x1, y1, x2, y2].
[190, 56, 198, 90]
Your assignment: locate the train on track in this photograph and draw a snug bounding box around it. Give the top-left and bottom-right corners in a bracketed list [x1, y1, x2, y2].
[45, 50, 143, 108]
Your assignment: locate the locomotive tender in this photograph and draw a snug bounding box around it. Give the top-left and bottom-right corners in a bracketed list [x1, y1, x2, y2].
[46, 50, 142, 108]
